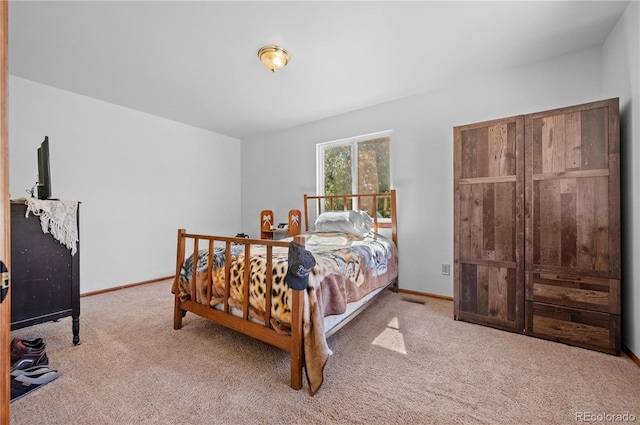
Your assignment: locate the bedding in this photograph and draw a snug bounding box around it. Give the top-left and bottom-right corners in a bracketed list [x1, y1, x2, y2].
[175, 231, 398, 394]
[313, 209, 373, 237]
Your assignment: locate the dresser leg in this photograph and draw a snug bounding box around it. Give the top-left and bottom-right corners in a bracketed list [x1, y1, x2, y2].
[72, 316, 80, 345]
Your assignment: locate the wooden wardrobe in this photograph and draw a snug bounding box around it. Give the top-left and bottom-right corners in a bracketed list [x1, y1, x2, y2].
[454, 98, 620, 355]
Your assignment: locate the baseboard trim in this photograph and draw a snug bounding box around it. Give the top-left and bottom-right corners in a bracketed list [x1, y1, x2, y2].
[81, 275, 174, 298]
[623, 344, 640, 368]
[398, 288, 453, 301]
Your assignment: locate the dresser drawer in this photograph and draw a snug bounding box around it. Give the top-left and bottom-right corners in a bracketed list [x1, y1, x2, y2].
[530, 273, 620, 314]
[526, 301, 620, 355]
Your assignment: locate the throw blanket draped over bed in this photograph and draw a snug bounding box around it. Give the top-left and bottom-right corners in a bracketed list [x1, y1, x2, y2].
[175, 232, 398, 394]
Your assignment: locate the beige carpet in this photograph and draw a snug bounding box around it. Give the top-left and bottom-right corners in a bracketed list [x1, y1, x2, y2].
[9, 279, 640, 425]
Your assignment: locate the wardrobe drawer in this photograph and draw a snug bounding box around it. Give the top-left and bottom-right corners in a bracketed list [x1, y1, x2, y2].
[530, 273, 620, 314]
[526, 301, 620, 355]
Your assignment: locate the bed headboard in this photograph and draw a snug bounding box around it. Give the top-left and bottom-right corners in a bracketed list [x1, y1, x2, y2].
[303, 189, 397, 248]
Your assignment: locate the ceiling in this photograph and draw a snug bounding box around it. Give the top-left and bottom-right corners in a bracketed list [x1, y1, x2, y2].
[8, 1, 629, 140]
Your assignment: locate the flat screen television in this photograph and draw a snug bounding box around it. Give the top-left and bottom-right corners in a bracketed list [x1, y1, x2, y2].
[37, 136, 52, 200]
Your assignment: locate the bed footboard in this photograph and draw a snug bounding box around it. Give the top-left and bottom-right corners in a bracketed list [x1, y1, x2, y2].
[172, 229, 305, 389]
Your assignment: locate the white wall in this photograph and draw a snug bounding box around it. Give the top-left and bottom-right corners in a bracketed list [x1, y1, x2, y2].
[241, 48, 604, 298]
[602, 1, 640, 360]
[9, 76, 241, 293]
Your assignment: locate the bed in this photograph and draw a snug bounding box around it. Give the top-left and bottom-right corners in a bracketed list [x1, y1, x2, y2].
[171, 190, 398, 395]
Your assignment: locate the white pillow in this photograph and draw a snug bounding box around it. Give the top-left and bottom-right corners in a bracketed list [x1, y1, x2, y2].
[314, 210, 373, 237]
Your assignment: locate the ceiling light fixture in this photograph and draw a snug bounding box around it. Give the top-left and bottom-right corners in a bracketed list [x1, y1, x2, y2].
[258, 45, 290, 72]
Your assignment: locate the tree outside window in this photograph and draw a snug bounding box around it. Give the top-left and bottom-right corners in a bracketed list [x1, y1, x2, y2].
[317, 131, 392, 218]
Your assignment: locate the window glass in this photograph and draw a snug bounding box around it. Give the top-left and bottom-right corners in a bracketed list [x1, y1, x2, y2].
[317, 131, 392, 218]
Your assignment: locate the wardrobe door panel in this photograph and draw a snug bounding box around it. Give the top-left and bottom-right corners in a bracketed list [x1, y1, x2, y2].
[454, 116, 524, 331]
[526, 99, 619, 281]
[532, 176, 610, 272]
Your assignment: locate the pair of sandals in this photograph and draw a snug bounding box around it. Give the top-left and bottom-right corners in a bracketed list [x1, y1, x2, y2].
[10, 365, 61, 403]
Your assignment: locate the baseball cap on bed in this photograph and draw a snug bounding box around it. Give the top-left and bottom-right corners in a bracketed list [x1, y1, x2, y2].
[286, 241, 316, 290]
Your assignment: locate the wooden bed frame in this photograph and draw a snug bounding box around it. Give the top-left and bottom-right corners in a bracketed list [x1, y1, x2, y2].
[172, 190, 398, 391]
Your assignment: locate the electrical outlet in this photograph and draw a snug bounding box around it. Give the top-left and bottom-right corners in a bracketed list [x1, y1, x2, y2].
[442, 264, 451, 275]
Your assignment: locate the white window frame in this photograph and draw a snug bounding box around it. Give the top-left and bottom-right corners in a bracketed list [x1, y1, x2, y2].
[316, 129, 393, 196]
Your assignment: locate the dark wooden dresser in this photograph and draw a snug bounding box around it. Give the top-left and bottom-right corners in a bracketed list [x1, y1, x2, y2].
[10, 201, 80, 345]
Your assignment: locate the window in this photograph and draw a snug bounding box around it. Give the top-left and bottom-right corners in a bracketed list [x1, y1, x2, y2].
[317, 130, 392, 217]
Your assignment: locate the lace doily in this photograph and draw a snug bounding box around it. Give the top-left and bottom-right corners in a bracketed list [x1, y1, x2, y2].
[25, 198, 79, 256]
